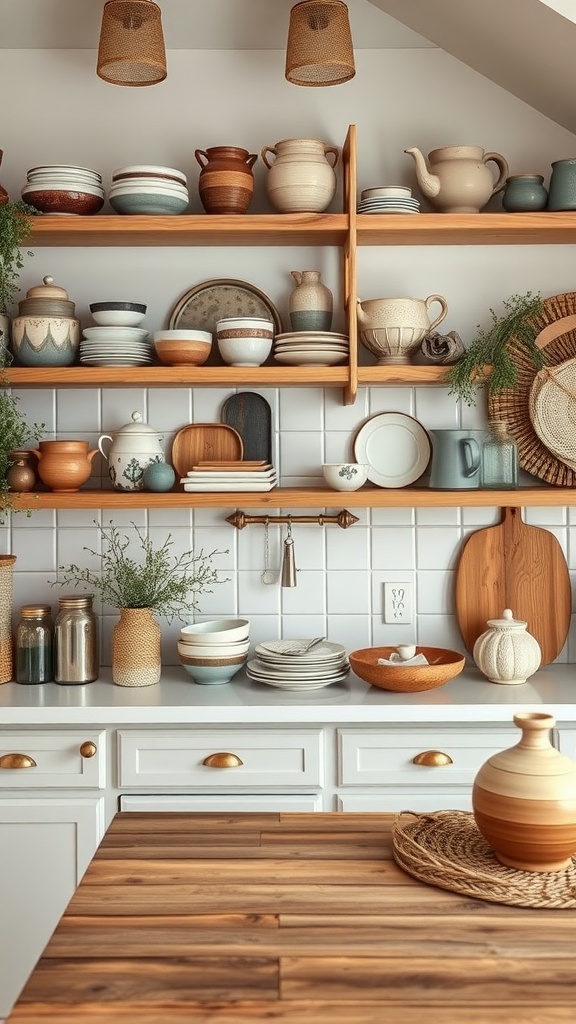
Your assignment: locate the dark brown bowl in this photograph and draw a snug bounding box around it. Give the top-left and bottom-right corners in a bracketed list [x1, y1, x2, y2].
[22, 188, 104, 216]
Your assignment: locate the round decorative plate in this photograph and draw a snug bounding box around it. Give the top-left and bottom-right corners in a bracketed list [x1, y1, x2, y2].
[168, 278, 283, 335]
[354, 412, 431, 488]
[488, 292, 576, 486]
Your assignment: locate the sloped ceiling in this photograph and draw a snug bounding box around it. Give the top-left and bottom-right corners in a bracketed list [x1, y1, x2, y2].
[370, 0, 576, 134]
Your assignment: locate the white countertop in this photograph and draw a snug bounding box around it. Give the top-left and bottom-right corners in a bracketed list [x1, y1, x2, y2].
[0, 665, 575, 725]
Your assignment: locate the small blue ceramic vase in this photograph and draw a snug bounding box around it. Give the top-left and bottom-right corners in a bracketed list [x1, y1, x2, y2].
[502, 174, 548, 212]
[547, 158, 576, 210]
[143, 461, 176, 492]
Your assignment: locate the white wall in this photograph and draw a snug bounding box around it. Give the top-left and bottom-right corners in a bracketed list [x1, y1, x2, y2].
[2, 46, 576, 666]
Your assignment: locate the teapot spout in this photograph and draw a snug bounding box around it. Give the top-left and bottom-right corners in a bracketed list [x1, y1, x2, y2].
[404, 146, 441, 199]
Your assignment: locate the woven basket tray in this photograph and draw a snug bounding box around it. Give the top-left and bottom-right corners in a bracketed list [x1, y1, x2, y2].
[529, 358, 576, 471]
[392, 810, 576, 909]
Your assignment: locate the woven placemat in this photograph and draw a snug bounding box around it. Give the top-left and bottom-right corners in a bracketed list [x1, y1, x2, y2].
[392, 810, 576, 909]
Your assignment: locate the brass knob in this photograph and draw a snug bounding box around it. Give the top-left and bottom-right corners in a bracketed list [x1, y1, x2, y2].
[412, 750, 453, 767]
[79, 741, 97, 758]
[0, 753, 37, 769]
[202, 752, 244, 768]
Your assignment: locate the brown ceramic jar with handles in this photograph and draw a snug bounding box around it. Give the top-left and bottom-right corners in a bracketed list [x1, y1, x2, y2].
[30, 439, 98, 492]
[194, 146, 258, 214]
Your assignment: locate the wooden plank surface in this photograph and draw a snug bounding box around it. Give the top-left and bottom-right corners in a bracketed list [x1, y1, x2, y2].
[8, 812, 576, 1024]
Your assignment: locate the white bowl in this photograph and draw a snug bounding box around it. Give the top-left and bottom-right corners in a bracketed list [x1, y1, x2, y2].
[323, 463, 369, 491]
[82, 326, 149, 343]
[91, 309, 146, 327]
[217, 335, 273, 367]
[361, 186, 412, 200]
[154, 329, 212, 344]
[177, 640, 250, 659]
[112, 165, 187, 185]
[216, 317, 275, 333]
[180, 618, 250, 644]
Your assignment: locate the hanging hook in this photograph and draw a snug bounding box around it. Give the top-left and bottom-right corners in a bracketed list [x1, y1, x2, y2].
[281, 516, 297, 588]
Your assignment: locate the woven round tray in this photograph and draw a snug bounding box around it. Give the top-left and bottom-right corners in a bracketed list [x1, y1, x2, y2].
[529, 358, 576, 471]
[488, 291, 576, 486]
[392, 810, 576, 909]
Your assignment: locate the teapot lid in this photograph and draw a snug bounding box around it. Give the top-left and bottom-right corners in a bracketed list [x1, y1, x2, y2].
[116, 411, 161, 435]
[25, 275, 72, 300]
[486, 608, 527, 630]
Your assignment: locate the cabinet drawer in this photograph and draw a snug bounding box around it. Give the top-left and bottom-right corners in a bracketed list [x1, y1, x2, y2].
[120, 793, 323, 812]
[117, 729, 323, 789]
[338, 727, 520, 787]
[0, 731, 105, 789]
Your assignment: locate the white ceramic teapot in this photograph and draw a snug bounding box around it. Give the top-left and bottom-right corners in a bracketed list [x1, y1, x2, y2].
[98, 411, 164, 492]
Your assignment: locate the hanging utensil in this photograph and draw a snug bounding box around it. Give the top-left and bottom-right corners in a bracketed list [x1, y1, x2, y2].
[261, 517, 278, 584]
[280, 518, 297, 587]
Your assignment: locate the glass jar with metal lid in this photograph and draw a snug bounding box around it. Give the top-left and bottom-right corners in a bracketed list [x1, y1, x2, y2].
[15, 604, 54, 684]
[54, 594, 98, 684]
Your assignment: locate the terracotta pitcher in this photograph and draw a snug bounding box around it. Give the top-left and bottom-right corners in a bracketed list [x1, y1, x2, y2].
[194, 146, 258, 215]
[31, 440, 98, 493]
[404, 145, 509, 213]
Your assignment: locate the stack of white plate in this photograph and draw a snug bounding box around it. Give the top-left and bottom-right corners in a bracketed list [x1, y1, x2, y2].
[273, 331, 349, 366]
[357, 196, 421, 215]
[22, 164, 105, 215]
[247, 639, 349, 690]
[181, 461, 277, 492]
[109, 164, 189, 215]
[79, 325, 153, 366]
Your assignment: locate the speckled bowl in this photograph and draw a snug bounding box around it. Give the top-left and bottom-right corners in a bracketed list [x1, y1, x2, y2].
[178, 652, 248, 685]
[22, 184, 105, 216]
[108, 190, 189, 215]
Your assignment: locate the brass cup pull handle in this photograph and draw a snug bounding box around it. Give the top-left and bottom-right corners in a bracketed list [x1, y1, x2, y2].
[79, 741, 97, 758]
[0, 753, 37, 769]
[412, 750, 453, 767]
[202, 752, 244, 768]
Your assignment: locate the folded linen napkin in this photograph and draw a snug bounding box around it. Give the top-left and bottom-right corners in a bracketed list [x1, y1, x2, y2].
[378, 653, 430, 667]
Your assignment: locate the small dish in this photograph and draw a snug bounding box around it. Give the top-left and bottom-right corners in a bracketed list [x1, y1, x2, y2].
[354, 412, 431, 488]
[323, 463, 369, 491]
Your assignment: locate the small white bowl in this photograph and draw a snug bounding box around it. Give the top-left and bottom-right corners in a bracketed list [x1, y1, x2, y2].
[154, 329, 212, 344]
[180, 618, 250, 644]
[177, 640, 250, 659]
[361, 185, 412, 200]
[82, 326, 149, 343]
[91, 309, 146, 327]
[322, 463, 369, 491]
[217, 335, 273, 367]
[216, 317, 275, 333]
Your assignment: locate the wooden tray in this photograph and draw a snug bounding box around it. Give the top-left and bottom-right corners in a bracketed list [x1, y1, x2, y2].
[171, 423, 243, 478]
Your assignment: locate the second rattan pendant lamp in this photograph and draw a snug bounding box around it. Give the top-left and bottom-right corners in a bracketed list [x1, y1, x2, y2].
[97, 0, 167, 86]
[285, 0, 355, 86]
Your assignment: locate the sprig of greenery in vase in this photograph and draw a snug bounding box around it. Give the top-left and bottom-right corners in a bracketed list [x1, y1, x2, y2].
[445, 291, 546, 406]
[52, 520, 229, 622]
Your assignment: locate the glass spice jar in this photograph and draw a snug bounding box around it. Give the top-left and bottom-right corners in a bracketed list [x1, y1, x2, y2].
[15, 604, 54, 684]
[54, 594, 99, 684]
[480, 421, 518, 489]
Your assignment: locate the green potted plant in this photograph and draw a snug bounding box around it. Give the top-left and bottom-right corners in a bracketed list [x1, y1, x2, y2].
[52, 520, 229, 687]
[445, 291, 546, 406]
[0, 378, 44, 523]
[0, 199, 35, 322]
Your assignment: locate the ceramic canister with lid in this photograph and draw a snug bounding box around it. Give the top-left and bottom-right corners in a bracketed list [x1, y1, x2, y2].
[10, 275, 80, 366]
[473, 607, 541, 684]
[98, 411, 164, 491]
[54, 594, 98, 684]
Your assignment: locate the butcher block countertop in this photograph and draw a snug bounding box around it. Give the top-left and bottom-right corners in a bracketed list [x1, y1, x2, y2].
[8, 812, 576, 1024]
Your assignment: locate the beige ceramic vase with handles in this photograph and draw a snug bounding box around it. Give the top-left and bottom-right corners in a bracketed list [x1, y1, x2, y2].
[261, 138, 339, 213]
[31, 439, 98, 492]
[472, 711, 576, 871]
[404, 145, 509, 213]
[112, 607, 162, 687]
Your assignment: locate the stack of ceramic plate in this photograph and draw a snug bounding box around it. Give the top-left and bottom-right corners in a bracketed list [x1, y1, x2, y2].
[22, 164, 105, 215]
[273, 331, 349, 366]
[357, 196, 421, 215]
[247, 639, 349, 690]
[79, 325, 153, 366]
[109, 164, 189, 215]
[181, 460, 277, 492]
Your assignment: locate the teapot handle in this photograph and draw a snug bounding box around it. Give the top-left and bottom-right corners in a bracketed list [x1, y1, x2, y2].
[425, 294, 448, 332]
[484, 152, 510, 195]
[260, 146, 276, 170]
[324, 146, 340, 168]
[98, 435, 113, 461]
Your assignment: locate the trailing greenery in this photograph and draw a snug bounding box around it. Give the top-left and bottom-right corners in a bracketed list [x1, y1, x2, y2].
[52, 520, 229, 622]
[0, 358, 45, 522]
[0, 200, 35, 313]
[445, 291, 546, 406]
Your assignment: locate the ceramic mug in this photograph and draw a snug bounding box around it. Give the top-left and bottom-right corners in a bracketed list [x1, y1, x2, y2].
[429, 429, 484, 490]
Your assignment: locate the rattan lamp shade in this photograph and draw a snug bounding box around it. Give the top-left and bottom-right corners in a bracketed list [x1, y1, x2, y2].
[285, 0, 355, 86]
[97, 0, 167, 86]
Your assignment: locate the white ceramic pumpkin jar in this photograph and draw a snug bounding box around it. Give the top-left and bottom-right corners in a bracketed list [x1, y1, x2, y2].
[473, 608, 541, 685]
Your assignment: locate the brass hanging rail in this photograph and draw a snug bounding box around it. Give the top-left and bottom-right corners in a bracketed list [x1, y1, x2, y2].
[226, 510, 359, 530]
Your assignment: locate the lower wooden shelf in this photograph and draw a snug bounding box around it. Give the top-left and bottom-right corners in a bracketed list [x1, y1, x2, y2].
[9, 486, 576, 510]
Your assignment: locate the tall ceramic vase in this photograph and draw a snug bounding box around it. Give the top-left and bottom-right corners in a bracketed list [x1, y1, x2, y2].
[289, 270, 333, 332]
[112, 607, 162, 687]
[0, 555, 16, 683]
[472, 711, 576, 871]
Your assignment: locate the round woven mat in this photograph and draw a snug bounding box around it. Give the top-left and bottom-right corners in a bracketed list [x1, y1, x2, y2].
[392, 810, 576, 908]
[529, 358, 576, 471]
[488, 291, 576, 486]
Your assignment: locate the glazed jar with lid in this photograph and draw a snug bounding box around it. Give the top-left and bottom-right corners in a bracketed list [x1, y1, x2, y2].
[54, 594, 98, 684]
[473, 608, 541, 684]
[502, 174, 548, 212]
[98, 411, 164, 492]
[15, 604, 53, 684]
[480, 421, 518, 489]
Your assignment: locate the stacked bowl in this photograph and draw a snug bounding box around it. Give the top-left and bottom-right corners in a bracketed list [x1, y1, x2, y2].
[80, 301, 152, 366]
[109, 165, 189, 215]
[177, 618, 250, 684]
[216, 317, 274, 367]
[153, 328, 213, 366]
[22, 164, 105, 215]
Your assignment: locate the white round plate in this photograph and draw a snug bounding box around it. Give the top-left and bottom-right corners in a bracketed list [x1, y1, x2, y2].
[274, 350, 347, 366]
[255, 640, 346, 661]
[354, 412, 431, 488]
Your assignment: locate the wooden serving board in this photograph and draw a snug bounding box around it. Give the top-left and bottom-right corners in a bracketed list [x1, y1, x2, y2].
[222, 392, 273, 464]
[170, 423, 243, 478]
[455, 506, 571, 665]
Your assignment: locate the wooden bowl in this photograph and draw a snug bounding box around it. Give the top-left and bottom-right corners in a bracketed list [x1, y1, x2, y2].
[349, 646, 466, 692]
[154, 339, 211, 366]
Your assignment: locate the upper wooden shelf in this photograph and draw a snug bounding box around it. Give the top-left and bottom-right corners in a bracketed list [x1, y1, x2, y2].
[25, 211, 576, 248]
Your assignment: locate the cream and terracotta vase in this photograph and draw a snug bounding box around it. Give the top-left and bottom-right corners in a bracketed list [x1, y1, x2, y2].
[112, 608, 162, 687]
[0, 555, 16, 683]
[472, 712, 576, 871]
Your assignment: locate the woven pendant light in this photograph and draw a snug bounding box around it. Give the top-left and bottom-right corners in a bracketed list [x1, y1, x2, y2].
[285, 0, 355, 87]
[97, 0, 167, 87]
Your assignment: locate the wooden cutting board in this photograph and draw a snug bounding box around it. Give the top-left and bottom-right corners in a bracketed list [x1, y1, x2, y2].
[222, 392, 273, 464]
[170, 423, 243, 478]
[455, 506, 571, 665]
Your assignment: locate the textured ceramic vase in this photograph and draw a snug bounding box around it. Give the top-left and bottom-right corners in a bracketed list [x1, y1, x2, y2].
[547, 158, 576, 211]
[31, 440, 98, 493]
[473, 608, 541, 684]
[472, 712, 576, 871]
[195, 146, 257, 215]
[289, 270, 333, 331]
[0, 555, 16, 683]
[261, 138, 339, 213]
[112, 608, 162, 687]
[502, 174, 548, 212]
[6, 450, 37, 492]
